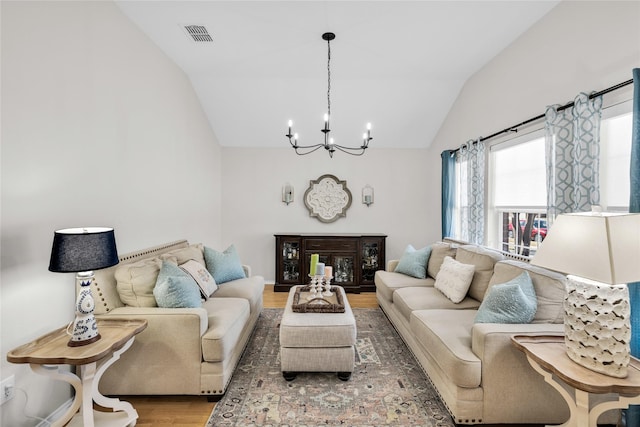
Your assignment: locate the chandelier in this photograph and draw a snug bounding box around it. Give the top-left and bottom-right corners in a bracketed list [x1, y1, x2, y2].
[286, 32, 372, 158]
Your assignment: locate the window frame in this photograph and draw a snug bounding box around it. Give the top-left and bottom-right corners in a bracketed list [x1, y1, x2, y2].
[486, 128, 546, 252]
[477, 100, 633, 258]
[598, 99, 633, 213]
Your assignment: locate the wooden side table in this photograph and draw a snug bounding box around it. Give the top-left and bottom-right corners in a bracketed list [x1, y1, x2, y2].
[512, 334, 640, 427]
[7, 319, 147, 427]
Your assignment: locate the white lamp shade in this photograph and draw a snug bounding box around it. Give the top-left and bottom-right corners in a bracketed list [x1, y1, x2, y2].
[531, 212, 640, 285]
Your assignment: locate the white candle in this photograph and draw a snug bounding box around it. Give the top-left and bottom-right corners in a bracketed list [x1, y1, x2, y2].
[316, 262, 325, 276]
[324, 266, 333, 278]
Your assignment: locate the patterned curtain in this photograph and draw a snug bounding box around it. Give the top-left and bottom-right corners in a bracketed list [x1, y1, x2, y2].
[441, 150, 456, 239]
[456, 139, 485, 244]
[544, 92, 603, 225]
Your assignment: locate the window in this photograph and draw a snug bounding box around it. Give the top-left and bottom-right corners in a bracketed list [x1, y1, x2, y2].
[481, 102, 633, 257]
[488, 134, 546, 256]
[454, 155, 469, 243]
[600, 105, 632, 211]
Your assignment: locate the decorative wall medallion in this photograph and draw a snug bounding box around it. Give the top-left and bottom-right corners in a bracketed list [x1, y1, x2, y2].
[304, 174, 352, 223]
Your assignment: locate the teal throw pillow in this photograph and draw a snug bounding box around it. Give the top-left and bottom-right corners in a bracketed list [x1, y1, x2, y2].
[204, 244, 246, 284]
[474, 272, 537, 324]
[153, 261, 202, 308]
[394, 245, 432, 279]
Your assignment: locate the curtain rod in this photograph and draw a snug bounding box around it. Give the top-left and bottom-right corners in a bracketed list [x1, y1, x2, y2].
[450, 78, 633, 153]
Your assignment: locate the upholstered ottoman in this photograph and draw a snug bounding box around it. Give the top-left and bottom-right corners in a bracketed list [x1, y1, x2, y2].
[279, 285, 357, 381]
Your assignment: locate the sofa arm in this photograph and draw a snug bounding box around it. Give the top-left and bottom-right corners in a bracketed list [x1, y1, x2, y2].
[386, 260, 399, 271]
[470, 323, 571, 423]
[96, 306, 208, 395]
[471, 323, 563, 360]
[99, 306, 209, 336]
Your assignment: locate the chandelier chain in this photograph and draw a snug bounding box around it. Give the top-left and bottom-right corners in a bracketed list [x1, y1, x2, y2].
[327, 38, 331, 118]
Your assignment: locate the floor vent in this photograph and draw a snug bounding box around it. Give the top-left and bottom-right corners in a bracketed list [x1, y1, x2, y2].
[184, 25, 213, 43]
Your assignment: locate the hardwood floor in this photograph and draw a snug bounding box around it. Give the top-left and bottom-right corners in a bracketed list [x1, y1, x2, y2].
[123, 285, 378, 427]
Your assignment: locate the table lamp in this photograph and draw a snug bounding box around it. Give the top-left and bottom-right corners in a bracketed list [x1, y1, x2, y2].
[49, 227, 119, 347]
[531, 210, 640, 378]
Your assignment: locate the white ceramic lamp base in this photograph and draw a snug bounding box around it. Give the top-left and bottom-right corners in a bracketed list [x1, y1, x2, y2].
[564, 275, 630, 378]
[69, 273, 101, 347]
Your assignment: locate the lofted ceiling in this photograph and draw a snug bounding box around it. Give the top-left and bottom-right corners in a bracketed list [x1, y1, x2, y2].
[115, 1, 559, 149]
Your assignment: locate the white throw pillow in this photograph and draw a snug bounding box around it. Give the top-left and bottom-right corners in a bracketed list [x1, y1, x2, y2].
[434, 256, 475, 303]
[180, 260, 218, 299]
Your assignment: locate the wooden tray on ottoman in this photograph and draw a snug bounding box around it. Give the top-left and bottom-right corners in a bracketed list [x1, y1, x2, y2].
[292, 286, 345, 313]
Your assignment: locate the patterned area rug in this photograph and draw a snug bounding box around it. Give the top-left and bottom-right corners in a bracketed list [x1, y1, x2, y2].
[207, 308, 456, 427]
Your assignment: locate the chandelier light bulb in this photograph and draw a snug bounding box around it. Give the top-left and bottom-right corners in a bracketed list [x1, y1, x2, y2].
[367, 123, 371, 130]
[288, 120, 293, 127]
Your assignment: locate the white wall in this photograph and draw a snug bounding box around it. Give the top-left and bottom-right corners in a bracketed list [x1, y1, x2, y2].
[424, 0, 640, 238]
[220, 147, 432, 282]
[0, 2, 222, 425]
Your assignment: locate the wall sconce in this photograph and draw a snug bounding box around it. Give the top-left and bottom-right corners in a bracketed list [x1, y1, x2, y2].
[282, 183, 294, 205]
[362, 185, 374, 207]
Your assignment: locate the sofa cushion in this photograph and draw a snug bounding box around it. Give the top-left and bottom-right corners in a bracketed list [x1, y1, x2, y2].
[427, 242, 458, 279]
[455, 245, 504, 302]
[153, 261, 202, 308]
[204, 245, 247, 284]
[393, 286, 481, 321]
[475, 272, 537, 324]
[490, 260, 565, 324]
[394, 245, 432, 279]
[115, 257, 162, 307]
[211, 275, 265, 314]
[161, 243, 205, 265]
[410, 309, 481, 388]
[374, 270, 433, 302]
[435, 256, 476, 303]
[201, 297, 251, 362]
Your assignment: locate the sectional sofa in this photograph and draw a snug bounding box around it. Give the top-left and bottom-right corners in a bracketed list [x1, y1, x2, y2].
[83, 239, 264, 398]
[375, 241, 618, 425]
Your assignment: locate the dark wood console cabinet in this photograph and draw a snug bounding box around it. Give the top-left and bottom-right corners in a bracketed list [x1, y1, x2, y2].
[274, 233, 386, 293]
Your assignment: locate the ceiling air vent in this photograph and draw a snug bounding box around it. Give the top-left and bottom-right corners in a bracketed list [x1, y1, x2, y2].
[183, 25, 213, 43]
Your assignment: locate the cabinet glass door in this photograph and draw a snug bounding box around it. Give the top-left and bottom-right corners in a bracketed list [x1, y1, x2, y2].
[332, 254, 355, 285]
[282, 241, 300, 283]
[361, 240, 380, 283]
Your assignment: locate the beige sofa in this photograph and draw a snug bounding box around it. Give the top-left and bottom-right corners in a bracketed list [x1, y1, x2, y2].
[376, 241, 618, 425]
[82, 240, 264, 398]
